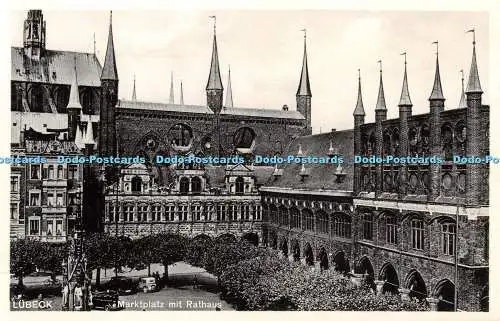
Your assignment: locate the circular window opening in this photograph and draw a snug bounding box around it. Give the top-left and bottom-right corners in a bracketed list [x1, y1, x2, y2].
[233, 127, 256, 153]
[169, 123, 193, 152]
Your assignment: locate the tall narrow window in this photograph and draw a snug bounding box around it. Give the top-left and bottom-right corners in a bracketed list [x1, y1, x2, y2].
[235, 177, 244, 195]
[303, 209, 314, 231]
[10, 176, 19, 192]
[362, 213, 373, 240]
[30, 165, 40, 179]
[10, 203, 18, 219]
[179, 177, 189, 195]
[317, 211, 329, 235]
[131, 176, 142, 193]
[48, 165, 54, 179]
[411, 219, 424, 250]
[386, 215, 398, 244]
[442, 222, 456, 255]
[191, 177, 202, 195]
[56, 220, 63, 235]
[57, 165, 64, 179]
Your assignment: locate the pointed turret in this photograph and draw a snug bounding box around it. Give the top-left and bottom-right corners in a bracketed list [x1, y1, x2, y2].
[99, 11, 118, 156]
[67, 59, 82, 110]
[466, 34, 482, 94]
[296, 32, 311, 97]
[206, 32, 223, 91]
[180, 81, 184, 105]
[75, 124, 84, 150]
[132, 74, 137, 101]
[429, 43, 444, 101]
[458, 70, 467, 108]
[375, 61, 386, 111]
[67, 58, 82, 141]
[353, 70, 365, 116]
[206, 18, 223, 114]
[169, 71, 175, 104]
[83, 121, 96, 147]
[101, 11, 118, 81]
[225, 66, 234, 109]
[296, 29, 312, 135]
[398, 54, 412, 106]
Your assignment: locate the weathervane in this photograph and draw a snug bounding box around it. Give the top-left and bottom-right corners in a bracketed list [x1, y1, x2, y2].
[301, 28, 307, 39]
[377, 60, 382, 73]
[209, 15, 216, 33]
[432, 41, 439, 55]
[466, 28, 476, 44]
[401, 52, 407, 64]
[357, 68, 360, 79]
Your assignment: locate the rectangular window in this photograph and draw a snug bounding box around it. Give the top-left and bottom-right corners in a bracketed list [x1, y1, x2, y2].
[10, 203, 18, 220]
[56, 220, 63, 235]
[331, 215, 351, 238]
[179, 205, 188, 221]
[317, 213, 329, 234]
[362, 214, 373, 240]
[56, 193, 64, 207]
[47, 193, 54, 207]
[31, 165, 40, 179]
[29, 219, 40, 235]
[411, 219, 424, 250]
[442, 223, 456, 255]
[47, 220, 53, 236]
[11, 176, 19, 192]
[29, 192, 41, 206]
[153, 206, 161, 222]
[386, 216, 398, 244]
[217, 204, 226, 221]
[68, 165, 78, 179]
[191, 205, 202, 221]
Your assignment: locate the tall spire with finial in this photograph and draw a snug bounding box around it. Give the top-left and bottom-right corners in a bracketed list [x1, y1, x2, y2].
[375, 60, 386, 110]
[180, 81, 184, 105]
[296, 29, 311, 96]
[169, 71, 175, 104]
[132, 74, 137, 101]
[398, 52, 412, 106]
[101, 11, 118, 81]
[353, 69, 365, 116]
[429, 41, 444, 101]
[459, 69, 467, 108]
[466, 28, 482, 94]
[225, 65, 234, 109]
[206, 16, 223, 92]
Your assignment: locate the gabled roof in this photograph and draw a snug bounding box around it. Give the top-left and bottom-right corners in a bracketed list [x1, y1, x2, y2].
[11, 47, 101, 87]
[264, 130, 354, 191]
[117, 100, 305, 120]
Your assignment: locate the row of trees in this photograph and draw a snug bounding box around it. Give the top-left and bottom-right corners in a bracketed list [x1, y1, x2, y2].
[11, 233, 429, 311]
[10, 233, 187, 287]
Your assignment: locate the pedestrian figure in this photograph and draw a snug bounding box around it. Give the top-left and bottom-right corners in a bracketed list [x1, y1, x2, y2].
[62, 284, 69, 310]
[74, 283, 83, 310]
[193, 274, 198, 289]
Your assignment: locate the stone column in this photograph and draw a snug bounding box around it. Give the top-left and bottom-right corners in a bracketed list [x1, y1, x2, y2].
[375, 280, 385, 296]
[399, 288, 411, 302]
[426, 297, 439, 311]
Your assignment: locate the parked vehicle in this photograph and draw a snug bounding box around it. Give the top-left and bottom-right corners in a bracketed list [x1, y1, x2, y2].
[137, 277, 157, 293]
[92, 290, 119, 311]
[101, 276, 136, 295]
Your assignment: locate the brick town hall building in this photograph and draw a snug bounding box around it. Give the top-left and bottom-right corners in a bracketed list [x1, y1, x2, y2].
[10, 10, 488, 311]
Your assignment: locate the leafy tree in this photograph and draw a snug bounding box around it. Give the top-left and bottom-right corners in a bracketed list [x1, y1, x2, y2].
[128, 234, 162, 276]
[185, 236, 214, 267]
[10, 239, 39, 286]
[156, 233, 188, 282]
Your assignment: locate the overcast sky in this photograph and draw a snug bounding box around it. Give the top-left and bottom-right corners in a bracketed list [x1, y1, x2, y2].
[10, 10, 489, 134]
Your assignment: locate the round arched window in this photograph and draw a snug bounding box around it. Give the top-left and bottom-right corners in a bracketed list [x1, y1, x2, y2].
[169, 124, 193, 151]
[234, 127, 255, 151]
